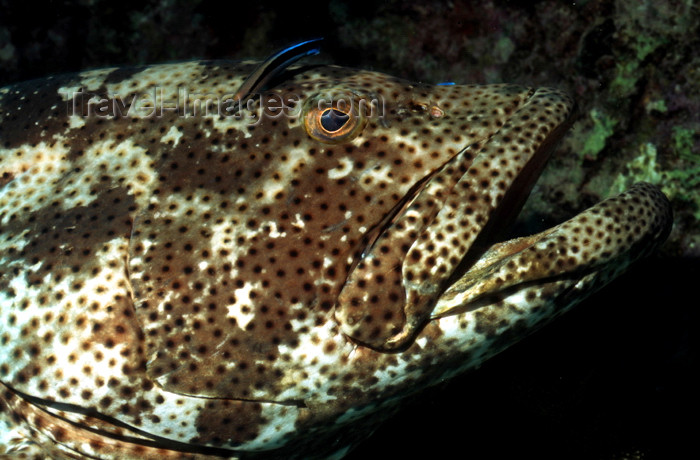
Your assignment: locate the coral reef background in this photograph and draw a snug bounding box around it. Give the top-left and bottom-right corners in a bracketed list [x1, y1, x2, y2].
[1, 0, 697, 458]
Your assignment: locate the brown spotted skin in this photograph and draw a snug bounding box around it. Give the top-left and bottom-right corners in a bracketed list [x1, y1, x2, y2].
[0, 58, 671, 458]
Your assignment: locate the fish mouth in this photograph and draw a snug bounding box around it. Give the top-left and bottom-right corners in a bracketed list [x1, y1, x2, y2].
[337, 86, 584, 350]
[430, 182, 673, 320]
[338, 85, 671, 352]
[395, 87, 583, 339]
[423, 97, 672, 322]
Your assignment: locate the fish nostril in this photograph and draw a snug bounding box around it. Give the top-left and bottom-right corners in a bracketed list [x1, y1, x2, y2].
[429, 106, 444, 118]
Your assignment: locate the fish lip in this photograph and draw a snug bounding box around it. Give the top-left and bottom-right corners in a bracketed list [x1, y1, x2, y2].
[430, 181, 673, 320]
[427, 85, 573, 319]
[430, 87, 577, 301]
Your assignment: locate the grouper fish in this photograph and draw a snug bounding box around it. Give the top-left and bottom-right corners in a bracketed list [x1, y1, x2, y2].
[0, 40, 672, 458]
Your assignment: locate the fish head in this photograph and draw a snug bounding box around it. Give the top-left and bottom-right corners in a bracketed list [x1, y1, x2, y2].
[0, 58, 672, 458]
[302, 74, 577, 351]
[267, 68, 577, 350]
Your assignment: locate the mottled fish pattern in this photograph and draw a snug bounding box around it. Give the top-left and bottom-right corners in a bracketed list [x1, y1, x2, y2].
[0, 50, 671, 459]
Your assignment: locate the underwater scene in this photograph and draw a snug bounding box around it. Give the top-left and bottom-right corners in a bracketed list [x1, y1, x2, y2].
[0, 0, 697, 458]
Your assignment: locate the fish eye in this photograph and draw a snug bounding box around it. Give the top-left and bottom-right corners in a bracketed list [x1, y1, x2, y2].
[303, 93, 368, 144]
[320, 108, 350, 132]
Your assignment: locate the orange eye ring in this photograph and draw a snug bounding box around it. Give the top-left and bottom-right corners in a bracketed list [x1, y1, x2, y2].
[303, 93, 368, 143]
